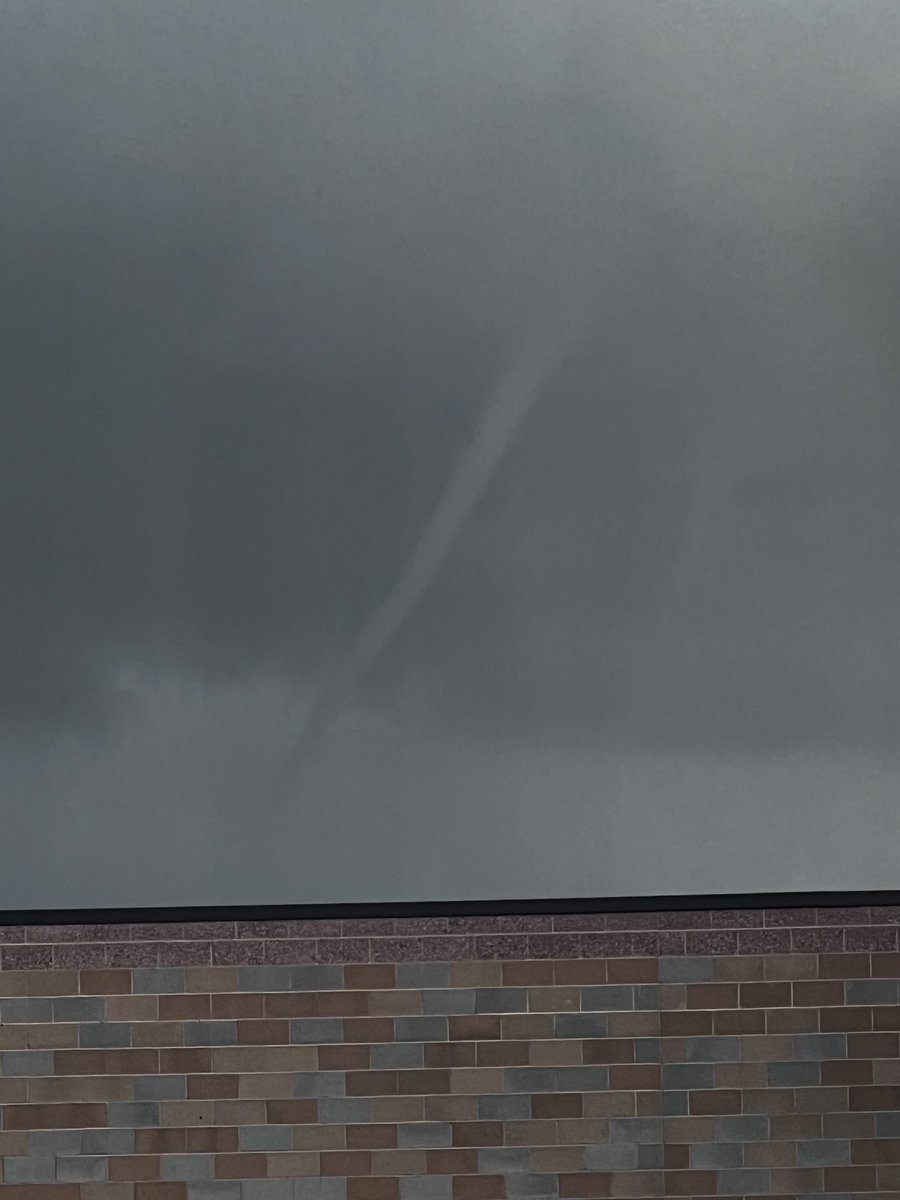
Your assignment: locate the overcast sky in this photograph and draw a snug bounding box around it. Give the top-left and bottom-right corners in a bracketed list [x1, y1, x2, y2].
[2, 0, 900, 909]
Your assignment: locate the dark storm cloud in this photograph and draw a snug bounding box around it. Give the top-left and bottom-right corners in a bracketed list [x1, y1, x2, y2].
[2, 0, 900, 907]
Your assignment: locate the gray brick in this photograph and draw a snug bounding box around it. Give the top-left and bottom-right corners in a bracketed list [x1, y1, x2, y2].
[684, 1036, 740, 1063]
[80, 1022, 131, 1048]
[56, 1157, 108, 1182]
[503, 1066, 609, 1093]
[662, 1091, 688, 1115]
[133, 968, 184, 994]
[609, 1118, 663, 1144]
[240, 1124, 293, 1151]
[662, 1063, 715, 1090]
[293, 1071, 345, 1098]
[291, 965, 344, 991]
[581, 985, 634, 1011]
[396, 964, 450, 988]
[635, 985, 660, 1010]
[371, 1041, 423, 1069]
[81, 1128, 135, 1155]
[242, 1185, 294, 1200]
[3, 1157, 56, 1183]
[691, 1142, 743, 1169]
[635, 1038, 661, 1063]
[716, 1115, 769, 1142]
[478, 1147, 530, 1174]
[660, 956, 714, 983]
[188, 1186, 242, 1200]
[796, 1139, 850, 1167]
[1, 1050, 54, 1076]
[846, 978, 899, 1005]
[162, 1154, 216, 1181]
[237, 966, 292, 992]
[135, 1074, 187, 1100]
[108, 1102, 160, 1127]
[584, 1144, 638, 1170]
[716, 1169, 771, 1195]
[769, 1060, 821, 1087]
[795, 1033, 847, 1060]
[294, 1182, 346, 1200]
[291, 1017, 343, 1044]
[422, 988, 476, 1015]
[504, 1177, 559, 1199]
[29, 1130, 83, 1155]
[555, 1013, 607, 1039]
[876, 1110, 900, 1137]
[184, 1021, 237, 1046]
[398, 1122, 452, 1148]
[1, 997, 52, 1022]
[475, 988, 528, 1013]
[53, 996, 105, 1022]
[395, 1016, 447, 1042]
[318, 1097, 370, 1123]
[478, 1094, 531, 1121]
[399, 1178, 452, 1200]
[637, 1144, 663, 1169]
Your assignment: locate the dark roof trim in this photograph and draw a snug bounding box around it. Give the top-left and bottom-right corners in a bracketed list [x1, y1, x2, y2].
[2, 890, 898, 927]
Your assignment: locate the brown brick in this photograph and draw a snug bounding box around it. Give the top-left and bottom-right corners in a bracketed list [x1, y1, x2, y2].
[609, 1063, 660, 1090]
[715, 1007, 766, 1034]
[372, 1149, 427, 1176]
[452, 1177, 506, 1200]
[526, 986, 579, 1011]
[318, 990, 369, 1017]
[321, 1147, 374, 1176]
[741, 981, 791, 1007]
[26, 969, 79, 996]
[663, 1116, 715, 1141]
[427, 1148, 478, 1174]
[159, 993, 210, 1020]
[264, 993, 316, 1018]
[502, 961, 554, 986]
[0, 1078, 28, 1101]
[663, 1144, 690, 1169]
[745, 1140, 796, 1167]
[851, 1084, 900, 1109]
[449, 1068, 504, 1094]
[234, 1018, 288, 1044]
[347, 1123, 398, 1149]
[54, 1049, 108, 1075]
[739, 1033, 794, 1061]
[821, 1005, 873, 1032]
[849, 1031, 899, 1058]
[852, 1137, 900, 1163]
[764, 953, 817, 980]
[108, 995, 158, 1021]
[715, 1062, 767, 1088]
[874, 1056, 900, 1083]
[822, 1111, 874, 1137]
[766, 1006, 818, 1033]
[659, 984, 686, 1010]
[266, 1151, 319, 1177]
[768, 1113, 822, 1140]
[186, 1074, 238, 1099]
[344, 1017, 395, 1043]
[607, 958, 658, 983]
[501, 1015, 554, 1040]
[0, 1189, 80, 1200]
[688, 1089, 741, 1114]
[822, 1058, 873, 1085]
[554, 960, 607, 985]
[24, 1023, 78, 1050]
[346, 1070, 399, 1096]
[449, 1016, 500, 1041]
[107, 1049, 160, 1074]
[824, 1165, 878, 1190]
[874, 1005, 900, 1030]
[635, 1091, 662, 1115]
[159, 1048, 211, 1073]
[819, 953, 870, 979]
[449, 963, 502, 987]
[529, 1039, 581, 1066]
[135, 1186, 187, 1200]
[214, 1100, 266, 1126]
[879, 1164, 900, 1189]
[559, 1172, 612, 1197]
[2, 1102, 106, 1129]
[531, 1146, 585, 1172]
[159, 1101, 215, 1127]
[266, 1098, 318, 1123]
[532, 1092, 582, 1118]
[583, 1038, 634, 1064]
[239, 1072, 293, 1099]
[399, 1068, 451, 1095]
[661, 1010, 712, 1036]
[425, 1042, 476, 1068]
[548, 1117, 599, 1144]
[186, 1127, 239, 1152]
[135, 1129, 188, 1153]
[345, 964, 396, 989]
[608, 1011, 659, 1038]
[183, 967, 236, 992]
[347, 1181, 399, 1200]
[81, 969, 132, 995]
[713, 956, 765, 982]
[685, 983, 738, 1009]
[319, 1043, 370, 1071]
[214, 1154, 268, 1179]
[211, 992, 264, 1019]
[583, 1091, 635, 1117]
[293, 1124, 345, 1151]
[793, 979, 844, 1006]
[213, 1046, 315, 1072]
[368, 991, 422, 1017]
[771, 1167, 824, 1191]
[871, 951, 900, 977]
[741, 1086, 797, 1114]
[663, 1171, 716, 1195]
[452, 1121, 503, 1147]
[477, 1040, 528, 1067]
[796, 1084, 849, 1112]
[133, 1022, 183, 1047]
[109, 1156, 160, 1181]
[422, 1096, 468, 1121]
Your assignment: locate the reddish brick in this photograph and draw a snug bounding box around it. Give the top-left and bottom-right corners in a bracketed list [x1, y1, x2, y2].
[452, 1177, 507, 1199]
[848, 1032, 899, 1058]
[558, 1172, 612, 1197]
[821, 1005, 873, 1032]
[850, 1085, 900, 1110]
[347, 1123, 398, 1149]
[582, 1039, 635, 1064]
[822, 1058, 873, 1085]
[852, 1138, 900, 1164]
[663, 1171, 717, 1195]
[824, 1165, 878, 1190]
[318, 1043, 371, 1071]
[2, 1103, 106, 1129]
[135, 1187, 187, 1200]
[532, 1093, 582, 1118]
[609, 1064, 660, 1090]
[347, 1181, 399, 1200]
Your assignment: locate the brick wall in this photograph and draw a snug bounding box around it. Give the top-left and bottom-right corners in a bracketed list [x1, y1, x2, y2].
[0, 906, 898, 1198]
